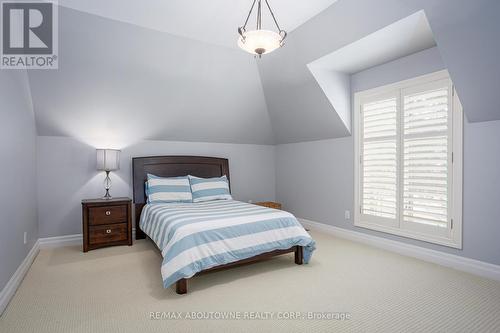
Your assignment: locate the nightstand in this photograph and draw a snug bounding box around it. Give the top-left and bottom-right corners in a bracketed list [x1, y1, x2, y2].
[255, 201, 282, 210]
[82, 197, 132, 252]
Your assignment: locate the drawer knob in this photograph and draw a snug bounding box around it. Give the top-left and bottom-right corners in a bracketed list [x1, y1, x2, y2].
[105, 211, 111, 216]
[106, 229, 112, 234]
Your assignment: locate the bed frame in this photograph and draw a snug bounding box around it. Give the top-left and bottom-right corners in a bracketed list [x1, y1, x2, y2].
[132, 156, 303, 294]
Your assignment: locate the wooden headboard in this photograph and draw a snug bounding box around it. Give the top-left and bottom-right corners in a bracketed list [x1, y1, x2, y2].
[132, 156, 230, 239]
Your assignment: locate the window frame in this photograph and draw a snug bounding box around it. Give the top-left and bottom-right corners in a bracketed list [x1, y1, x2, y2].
[353, 70, 463, 249]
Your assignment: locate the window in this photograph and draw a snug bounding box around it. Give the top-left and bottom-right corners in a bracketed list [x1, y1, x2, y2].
[354, 70, 463, 248]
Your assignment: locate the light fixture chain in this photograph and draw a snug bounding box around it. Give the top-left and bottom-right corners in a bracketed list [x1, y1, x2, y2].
[257, 0, 262, 30]
[264, 0, 282, 32]
[242, 0, 257, 30]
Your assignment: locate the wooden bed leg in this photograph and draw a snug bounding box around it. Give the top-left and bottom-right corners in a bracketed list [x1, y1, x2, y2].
[295, 246, 303, 265]
[136, 230, 146, 240]
[176, 278, 187, 294]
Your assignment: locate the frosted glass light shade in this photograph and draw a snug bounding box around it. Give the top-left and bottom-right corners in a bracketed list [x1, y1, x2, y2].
[237, 30, 283, 55]
[96, 149, 120, 171]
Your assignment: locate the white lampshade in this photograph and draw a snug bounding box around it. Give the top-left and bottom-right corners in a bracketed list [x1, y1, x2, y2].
[237, 30, 283, 55]
[96, 149, 120, 171]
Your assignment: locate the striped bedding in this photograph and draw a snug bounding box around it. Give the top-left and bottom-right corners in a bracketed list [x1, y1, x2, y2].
[189, 175, 232, 202]
[139, 200, 316, 288]
[146, 175, 192, 203]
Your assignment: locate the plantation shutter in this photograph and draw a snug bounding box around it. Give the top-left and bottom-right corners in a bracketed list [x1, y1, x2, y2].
[355, 71, 462, 248]
[401, 79, 452, 235]
[360, 93, 398, 226]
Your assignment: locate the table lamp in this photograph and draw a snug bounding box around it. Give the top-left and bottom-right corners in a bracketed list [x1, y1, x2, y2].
[96, 149, 120, 199]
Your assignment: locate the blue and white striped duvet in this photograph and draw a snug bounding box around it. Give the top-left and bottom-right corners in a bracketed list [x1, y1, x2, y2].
[139, 200, 316, 288]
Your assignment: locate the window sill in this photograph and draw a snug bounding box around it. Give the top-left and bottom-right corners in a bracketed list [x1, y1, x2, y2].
[354, 220, 462, 249]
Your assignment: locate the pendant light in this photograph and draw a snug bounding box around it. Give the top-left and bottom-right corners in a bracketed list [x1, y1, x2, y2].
[237, 0, 287, 57]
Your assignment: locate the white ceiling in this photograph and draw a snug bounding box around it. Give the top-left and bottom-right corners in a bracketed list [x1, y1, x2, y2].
[308, 11, 436, 74]
[58, 0, 339, 49]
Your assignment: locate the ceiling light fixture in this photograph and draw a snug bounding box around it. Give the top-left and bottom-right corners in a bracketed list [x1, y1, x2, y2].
[238, 0, 287, 57]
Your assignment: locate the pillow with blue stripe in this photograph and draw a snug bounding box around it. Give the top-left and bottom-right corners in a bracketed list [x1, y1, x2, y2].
[188, 175, 232, 203]
[146, 174, 192, 203]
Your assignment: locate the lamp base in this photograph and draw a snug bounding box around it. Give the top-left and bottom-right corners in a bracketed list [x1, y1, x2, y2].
[103, 171, 112, 200]
[102, 189, 112, 200]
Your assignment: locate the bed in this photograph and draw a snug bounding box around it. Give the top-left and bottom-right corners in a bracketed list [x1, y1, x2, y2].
[132, 156, 316, 294]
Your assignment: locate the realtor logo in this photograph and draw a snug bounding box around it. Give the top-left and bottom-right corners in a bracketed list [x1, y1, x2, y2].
[1, 1, 58, 69]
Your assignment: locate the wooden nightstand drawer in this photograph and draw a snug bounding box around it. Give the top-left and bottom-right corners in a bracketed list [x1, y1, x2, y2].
[89, 205, 127, 225]
[89, 223, 128, 246]
[255, 201, 282, 210]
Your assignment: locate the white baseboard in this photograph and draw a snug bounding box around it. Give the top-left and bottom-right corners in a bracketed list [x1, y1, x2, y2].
[38, 234, 82, 249]
[1, 228, 137, 316]
[299, 218, 500, 282]
[0, 240, 40, 316]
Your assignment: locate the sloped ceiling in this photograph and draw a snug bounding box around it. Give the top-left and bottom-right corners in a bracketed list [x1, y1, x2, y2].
[57, 0, 338, 49]
[306, 10, 437, 133]
[29, 7, 275, 146]
[28, 0, 500, 146]
[308, 11, 436, 74]
[259, 0, 500, 143]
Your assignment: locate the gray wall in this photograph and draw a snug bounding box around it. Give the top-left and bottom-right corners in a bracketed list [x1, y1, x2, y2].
[276, 47, 500, 265]
[350, 47, 445, 93]
[0, 71, 38, 291]
[276, 136, 354, 228]
[37, 136, 276, 237]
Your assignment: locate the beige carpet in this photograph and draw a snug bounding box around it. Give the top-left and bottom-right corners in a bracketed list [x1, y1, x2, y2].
[1, 230, 499, 333]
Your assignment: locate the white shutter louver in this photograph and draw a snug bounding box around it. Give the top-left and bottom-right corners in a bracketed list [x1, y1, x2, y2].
[403, 86, 450, 228]
[361, 97, 398, 220]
